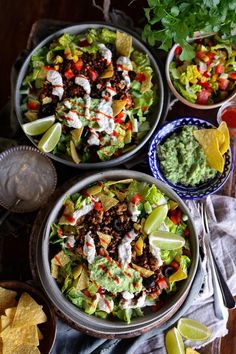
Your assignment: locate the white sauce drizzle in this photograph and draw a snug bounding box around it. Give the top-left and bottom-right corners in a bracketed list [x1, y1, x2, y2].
[47, 70, 64, 100]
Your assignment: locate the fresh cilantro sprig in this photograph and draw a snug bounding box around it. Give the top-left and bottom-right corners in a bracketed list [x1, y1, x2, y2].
[142, 0, 236, 60]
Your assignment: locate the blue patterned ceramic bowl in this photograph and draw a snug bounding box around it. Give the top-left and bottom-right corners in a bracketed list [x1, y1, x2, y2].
[148, 117, 233, 200]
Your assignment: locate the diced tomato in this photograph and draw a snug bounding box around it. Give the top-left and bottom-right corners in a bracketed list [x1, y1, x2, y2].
[126, 121, 132, 130]
[174, 45, 182, 56]
[79, 39, 89, 47]
[215, 64, 224, 75]
[94, 202, 103, 211]
[170, 261, 179, 271]
[228, 72, 236, 80]
[199, 81, 210, 89]
[114, 112, 125, 124]
[218, 78, 229, 90]
[203, 72, 210, 78]
[89, 69, 98, 81]
[74, 58, 83, 72]
[57, 228, 63, 237]
[27, 100, 39, 110]
[196, 89, 211, 104]
[141, 106, 148, 112]
[64, 69, 75, 80]
[43, 65, 53, 71]
[207, 52, 216, 60]
[169, 208, 182, 225]
[184, 228, 190, 237]
[157, 278, 168, 290]
[112, 130, 119, 137]
[135, 73, 146, 82]
[196, 51, 206, 60]
[131, 193, 142, 205]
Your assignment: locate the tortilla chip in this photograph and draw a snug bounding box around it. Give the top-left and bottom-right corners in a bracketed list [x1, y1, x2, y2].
[132, 263, 154, 278]
[100, 63, 114, 79]
[51, 262, 59, 279]
[86, 184, 103, 195]
[5, 307, 16, 319]
[193, 129, 224, 172]
[72, 264, 83, 279]
[11, 293, 47, 328]
[141, 72, 153, 93]
[97, 232, 112, 249]
[59, 199, 75, 225]
[106, 179, 133, 186]
[0, 287, 17, 315]
[97, 192, 119, 211]
[37, 327, 43, 340]
[71, 127, 84, 144]
[51, 251, 70, 267]
[0, 315, 12, 332]
[1, 324, 39, 347]
[112, 99, 127, 117]
[74, 266, 89, 291]
[116, 31, 132, 57]
[217, 121, 230, 154]
[11, 344, 40, 354]
[70, 140, 81, 164]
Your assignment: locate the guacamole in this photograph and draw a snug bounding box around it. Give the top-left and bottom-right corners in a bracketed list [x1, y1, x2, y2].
[157, 126, 217, 186]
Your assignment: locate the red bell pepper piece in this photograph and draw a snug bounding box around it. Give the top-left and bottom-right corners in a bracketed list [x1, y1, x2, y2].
[170, 261, 179, 271]
[89, 69, 98, 82]
[169, 208, 182, 225]
[215, 64, 224, 75]
[94, 202, 103, 211]
[174, 46, 182, 56]
[27, 101, 39, 110]
[157, 278, 168, 290]
[114, 112, 125, 124]
[135, 73, 146, 82]
[64, 69, 75, 80]
[131, 193, 142, 205]
[74, 59, 83, 72]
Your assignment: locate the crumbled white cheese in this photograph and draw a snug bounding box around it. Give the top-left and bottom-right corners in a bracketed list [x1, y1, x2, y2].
[97, 293, 114, 313]
[128, 202, 141, 222]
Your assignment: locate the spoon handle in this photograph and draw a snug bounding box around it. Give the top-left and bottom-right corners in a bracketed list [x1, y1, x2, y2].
[0, 199, 21, 226]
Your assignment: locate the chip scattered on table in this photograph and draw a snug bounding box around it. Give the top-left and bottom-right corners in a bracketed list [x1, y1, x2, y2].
[0, 288, 47, 354]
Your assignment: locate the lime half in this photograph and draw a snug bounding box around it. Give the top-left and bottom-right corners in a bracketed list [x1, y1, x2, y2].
[38, 122, 62, 153]
[165, 327, 185, 354]
[177, 318, 212, 341]
[143, 204, 168, 234]
[149, 231, 185, 250]
[22, 116, 55, 136]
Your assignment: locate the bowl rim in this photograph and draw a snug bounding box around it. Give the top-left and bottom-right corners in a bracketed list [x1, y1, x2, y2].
[35, 169, 199, 337]
[0, 280, 57, 354]
[165, 42, 236, 110]
[148, 116, 234, 199]
[15, 21, 165, 169]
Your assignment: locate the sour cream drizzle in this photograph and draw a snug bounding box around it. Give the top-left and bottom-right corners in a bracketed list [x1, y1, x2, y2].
[97, 43, 112, 64]
[75, 75, 91, 120]
[83, 232, 96, 264]
[118, 229, 137, 266]
[47, 70, 64, 100]
[116, 56, 133, 88]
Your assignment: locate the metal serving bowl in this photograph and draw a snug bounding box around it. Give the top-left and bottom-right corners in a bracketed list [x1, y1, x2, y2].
[15, 23, 166, 169]
[35, 170, 199, 338]
[148, 117, 233, 200]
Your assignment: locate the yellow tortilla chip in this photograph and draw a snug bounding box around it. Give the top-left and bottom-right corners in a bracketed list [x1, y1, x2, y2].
[0, 315, 12, 332]
[141, 72, 153, 93]
[1, 324, 39, 347]
[116, 31, 132, 57]
[72, 264, 83, 279]
[193, 129, 224, 173]
[86, 184, 103, 195]
[74, 266, 89, 291]
[5, 307, 16, 319]
[106, 179, 133, 186]
[51, 250, 70, 267]
[217, 121, 230, 154]
[0, 287, 17, 315]
[70, 140, 81, 164]
[100, 63, 114, 78]
[71, 127, 84, 145]
[132, 263, 154, 278]
[59, 199, 75, 225]
[51, 262, 59, 279]
[37, 327, 43, 340]
[11, 344, 40, 354]
[186, 348, 200, 354]
[112, 99, 127, 117]
[97, 192, 119, 211]
[97, 231, 113, 249]
[11, 293, 47, 328]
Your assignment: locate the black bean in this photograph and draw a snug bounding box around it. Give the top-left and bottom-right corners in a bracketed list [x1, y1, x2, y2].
[143, 275, 157, 289]
[163, 266, 175, 278]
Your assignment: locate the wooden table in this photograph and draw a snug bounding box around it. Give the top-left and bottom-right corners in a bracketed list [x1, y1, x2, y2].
[0, 1, 235, 352]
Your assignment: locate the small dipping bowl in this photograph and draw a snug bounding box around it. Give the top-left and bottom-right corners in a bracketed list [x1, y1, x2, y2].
[217, 99, 236, 137]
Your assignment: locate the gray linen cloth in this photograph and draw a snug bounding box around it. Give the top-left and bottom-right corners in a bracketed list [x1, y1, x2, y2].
[52, 195, 236, 353]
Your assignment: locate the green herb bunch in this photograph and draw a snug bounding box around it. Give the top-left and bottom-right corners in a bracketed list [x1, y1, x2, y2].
[142, 0, 236, 60]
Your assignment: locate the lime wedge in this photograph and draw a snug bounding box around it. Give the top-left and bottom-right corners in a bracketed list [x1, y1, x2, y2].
[38, 122, 62, 153]
[22, 116, 55, 136]
[143, 204, 168, 234]
[177, 318, 211, 341]
[149, 231, 185, 250]
[165, 327, 185, 354]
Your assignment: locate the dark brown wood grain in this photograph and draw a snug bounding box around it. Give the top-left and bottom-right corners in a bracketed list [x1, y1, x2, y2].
[0, 0, 235, 352]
